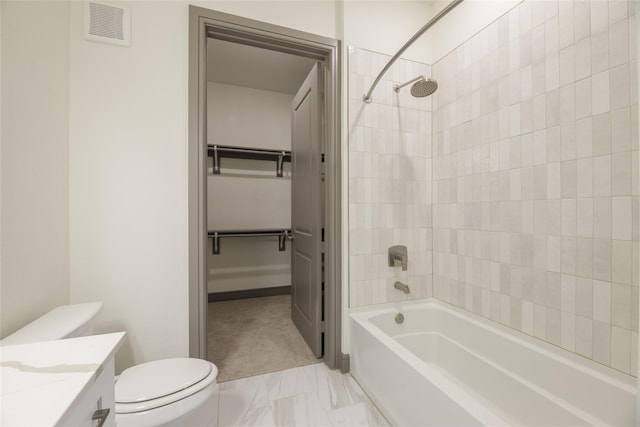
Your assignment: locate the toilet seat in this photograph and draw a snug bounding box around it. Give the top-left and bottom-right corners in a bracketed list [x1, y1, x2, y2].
[115, 358, 218, 414]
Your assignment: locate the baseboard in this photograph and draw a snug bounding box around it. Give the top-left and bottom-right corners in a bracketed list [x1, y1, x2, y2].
[208, 285, 291, 302]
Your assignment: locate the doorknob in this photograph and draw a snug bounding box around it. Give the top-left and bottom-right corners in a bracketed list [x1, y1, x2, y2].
[287, 234, 294, 240]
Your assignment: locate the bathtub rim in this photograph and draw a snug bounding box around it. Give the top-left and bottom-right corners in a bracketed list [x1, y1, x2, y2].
[350, 297, 636, 391]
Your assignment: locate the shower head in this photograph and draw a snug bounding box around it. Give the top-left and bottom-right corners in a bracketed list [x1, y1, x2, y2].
[393, 76, 438, 98]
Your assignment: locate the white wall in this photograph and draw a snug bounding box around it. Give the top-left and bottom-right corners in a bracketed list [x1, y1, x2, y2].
[340, 0, 435, 64]
[0, 1, 70, 338]
[207, 82, 292, 293]
[192, 0, 337, 39]
[68, 1, 190, 372]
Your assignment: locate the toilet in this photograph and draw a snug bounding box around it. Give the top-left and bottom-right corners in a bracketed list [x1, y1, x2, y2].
[0, 302, 218, 427]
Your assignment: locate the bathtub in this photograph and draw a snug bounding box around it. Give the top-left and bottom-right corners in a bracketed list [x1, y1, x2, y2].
[350, 298, 637, 426]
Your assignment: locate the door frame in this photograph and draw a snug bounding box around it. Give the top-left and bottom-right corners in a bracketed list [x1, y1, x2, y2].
[188, 6, 344, 370]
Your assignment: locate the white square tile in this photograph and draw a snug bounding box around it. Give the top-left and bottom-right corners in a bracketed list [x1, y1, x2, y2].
[609, 18, 629, 68]
[612, 196, 632, 240]
[593, 238, 612, 281]
[593, 155, 612, 196]
[545, 15, 559, 55]
[561, 311, 577, 352]
[574, 0, 591, 42]
[611, 152, 632, 196]
[593, 279, 612, 322]
[611, 107, 632, 154]
[610, 64, 630, 111]
[592, 113, 611, 156]
[611, 326, 632, 374]
[533, 303, 548, 340]
[547, 307, 562, 346]
[546, 89, 560, 128]
[591, 1, 609, 35]
[547, 162, 561, 199]
[548, 235, 562, 272]
[560, 84, 576, 124]
[561, 236, 577, 274]
[532, 22, 545, 64]
[561, 160, 577, 198]
[575, 118, 593, 159]
[575, 77, 592, 120]
[591, 70, 610, 116]
[590, 30, 609, 74]
[593, 320, 612, 365]
[593, 196, 612, 238]
[559, 46, 575, 87]
[576, 315, 593, 358]
[576, 237, 593, 278]
[611, 283, 631, 329]
[533, 129, 547, 163]
[546, 53, 560, 91]
[576, 197, 593, 237]
[609, 0, 629, 25]
[558, 0, 575, 49]
[576, 277, 594, 317]
[522, 299, 534, 335]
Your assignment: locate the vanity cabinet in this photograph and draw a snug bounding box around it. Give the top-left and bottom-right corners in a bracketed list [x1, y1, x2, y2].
[0, 332, 125, 426]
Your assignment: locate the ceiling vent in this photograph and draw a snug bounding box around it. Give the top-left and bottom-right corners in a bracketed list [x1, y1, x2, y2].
[84, 1, 131, 47]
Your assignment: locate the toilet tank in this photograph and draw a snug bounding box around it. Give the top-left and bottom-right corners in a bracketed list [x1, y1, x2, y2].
[0, 302, 103, 346]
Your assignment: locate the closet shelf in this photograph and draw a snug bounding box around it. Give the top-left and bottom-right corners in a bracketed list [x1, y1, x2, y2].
[207, 145, 291, 177]
[207, 229, 292, 255]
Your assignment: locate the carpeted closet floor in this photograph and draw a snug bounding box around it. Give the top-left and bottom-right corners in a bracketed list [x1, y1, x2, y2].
[207, 294, 320, 383]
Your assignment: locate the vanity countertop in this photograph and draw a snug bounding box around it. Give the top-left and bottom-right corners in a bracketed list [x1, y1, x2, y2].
[0, 332, 125, 426]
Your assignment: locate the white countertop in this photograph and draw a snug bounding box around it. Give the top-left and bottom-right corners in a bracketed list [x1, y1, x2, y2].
[0, 332, 126, 426]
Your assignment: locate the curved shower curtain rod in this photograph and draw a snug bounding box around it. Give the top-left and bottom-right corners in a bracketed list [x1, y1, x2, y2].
[362, 0, 465, 103]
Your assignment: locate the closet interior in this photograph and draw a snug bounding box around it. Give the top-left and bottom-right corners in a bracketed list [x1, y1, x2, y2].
[205, 37, 320, 382]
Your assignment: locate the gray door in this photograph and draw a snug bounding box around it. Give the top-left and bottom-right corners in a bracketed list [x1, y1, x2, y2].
[291, 62, 324, 358]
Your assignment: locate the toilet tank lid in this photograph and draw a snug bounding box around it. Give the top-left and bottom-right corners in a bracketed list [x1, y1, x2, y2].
[0, 302, 103, 346]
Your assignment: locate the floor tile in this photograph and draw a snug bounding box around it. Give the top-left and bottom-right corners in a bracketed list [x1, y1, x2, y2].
[328, 401, 391, 427]
[272, 392, 333, 427]
[218, 375, 271, 426]
[263, 364, 317, 401]
[301, 363, 369, 412]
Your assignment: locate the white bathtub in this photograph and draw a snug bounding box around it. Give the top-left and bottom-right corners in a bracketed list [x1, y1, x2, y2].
[350, 298, 637, 426]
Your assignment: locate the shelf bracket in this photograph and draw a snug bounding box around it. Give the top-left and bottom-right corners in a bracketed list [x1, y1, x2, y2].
[212, 232, 220, 254]
[212, 145, 221, 174]
[278, 231, 287, 251]
[277, 151, 285, 177]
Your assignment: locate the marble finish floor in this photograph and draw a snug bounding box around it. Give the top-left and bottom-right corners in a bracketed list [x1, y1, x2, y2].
[208, 295, 319, 382]
[217, 362, 390, 427]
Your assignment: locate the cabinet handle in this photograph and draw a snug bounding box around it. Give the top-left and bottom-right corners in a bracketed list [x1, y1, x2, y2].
[92, 408, 110, 427]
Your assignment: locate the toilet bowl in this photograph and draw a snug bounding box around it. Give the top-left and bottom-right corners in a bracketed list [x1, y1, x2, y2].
[0, 302, 218, 427]
[115, 358, 219, 427]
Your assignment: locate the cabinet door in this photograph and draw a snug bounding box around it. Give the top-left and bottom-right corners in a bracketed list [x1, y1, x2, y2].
[290, 62, 323, 358]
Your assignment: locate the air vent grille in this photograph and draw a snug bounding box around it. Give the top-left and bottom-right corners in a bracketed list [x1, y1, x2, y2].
[84, 1, 131, 46]
[89, 2, 124, 40]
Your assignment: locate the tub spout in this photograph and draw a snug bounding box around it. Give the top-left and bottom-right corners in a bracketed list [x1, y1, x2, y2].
[394, 281, 410, 294]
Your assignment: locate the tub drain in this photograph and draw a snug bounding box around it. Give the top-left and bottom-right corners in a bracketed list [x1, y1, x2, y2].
[395, 313, 404, 324]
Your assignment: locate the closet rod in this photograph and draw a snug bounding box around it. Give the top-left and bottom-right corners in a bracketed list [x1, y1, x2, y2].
[208, 229, 292, 254]
[207, 145, 292, 177]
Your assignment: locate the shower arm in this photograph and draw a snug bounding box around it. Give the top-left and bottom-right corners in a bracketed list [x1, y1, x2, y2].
[362, 0, 464, 104]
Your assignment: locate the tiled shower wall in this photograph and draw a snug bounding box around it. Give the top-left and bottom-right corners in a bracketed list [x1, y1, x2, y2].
[348, 48, 433, 307]
[432, 0, 639, 375]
